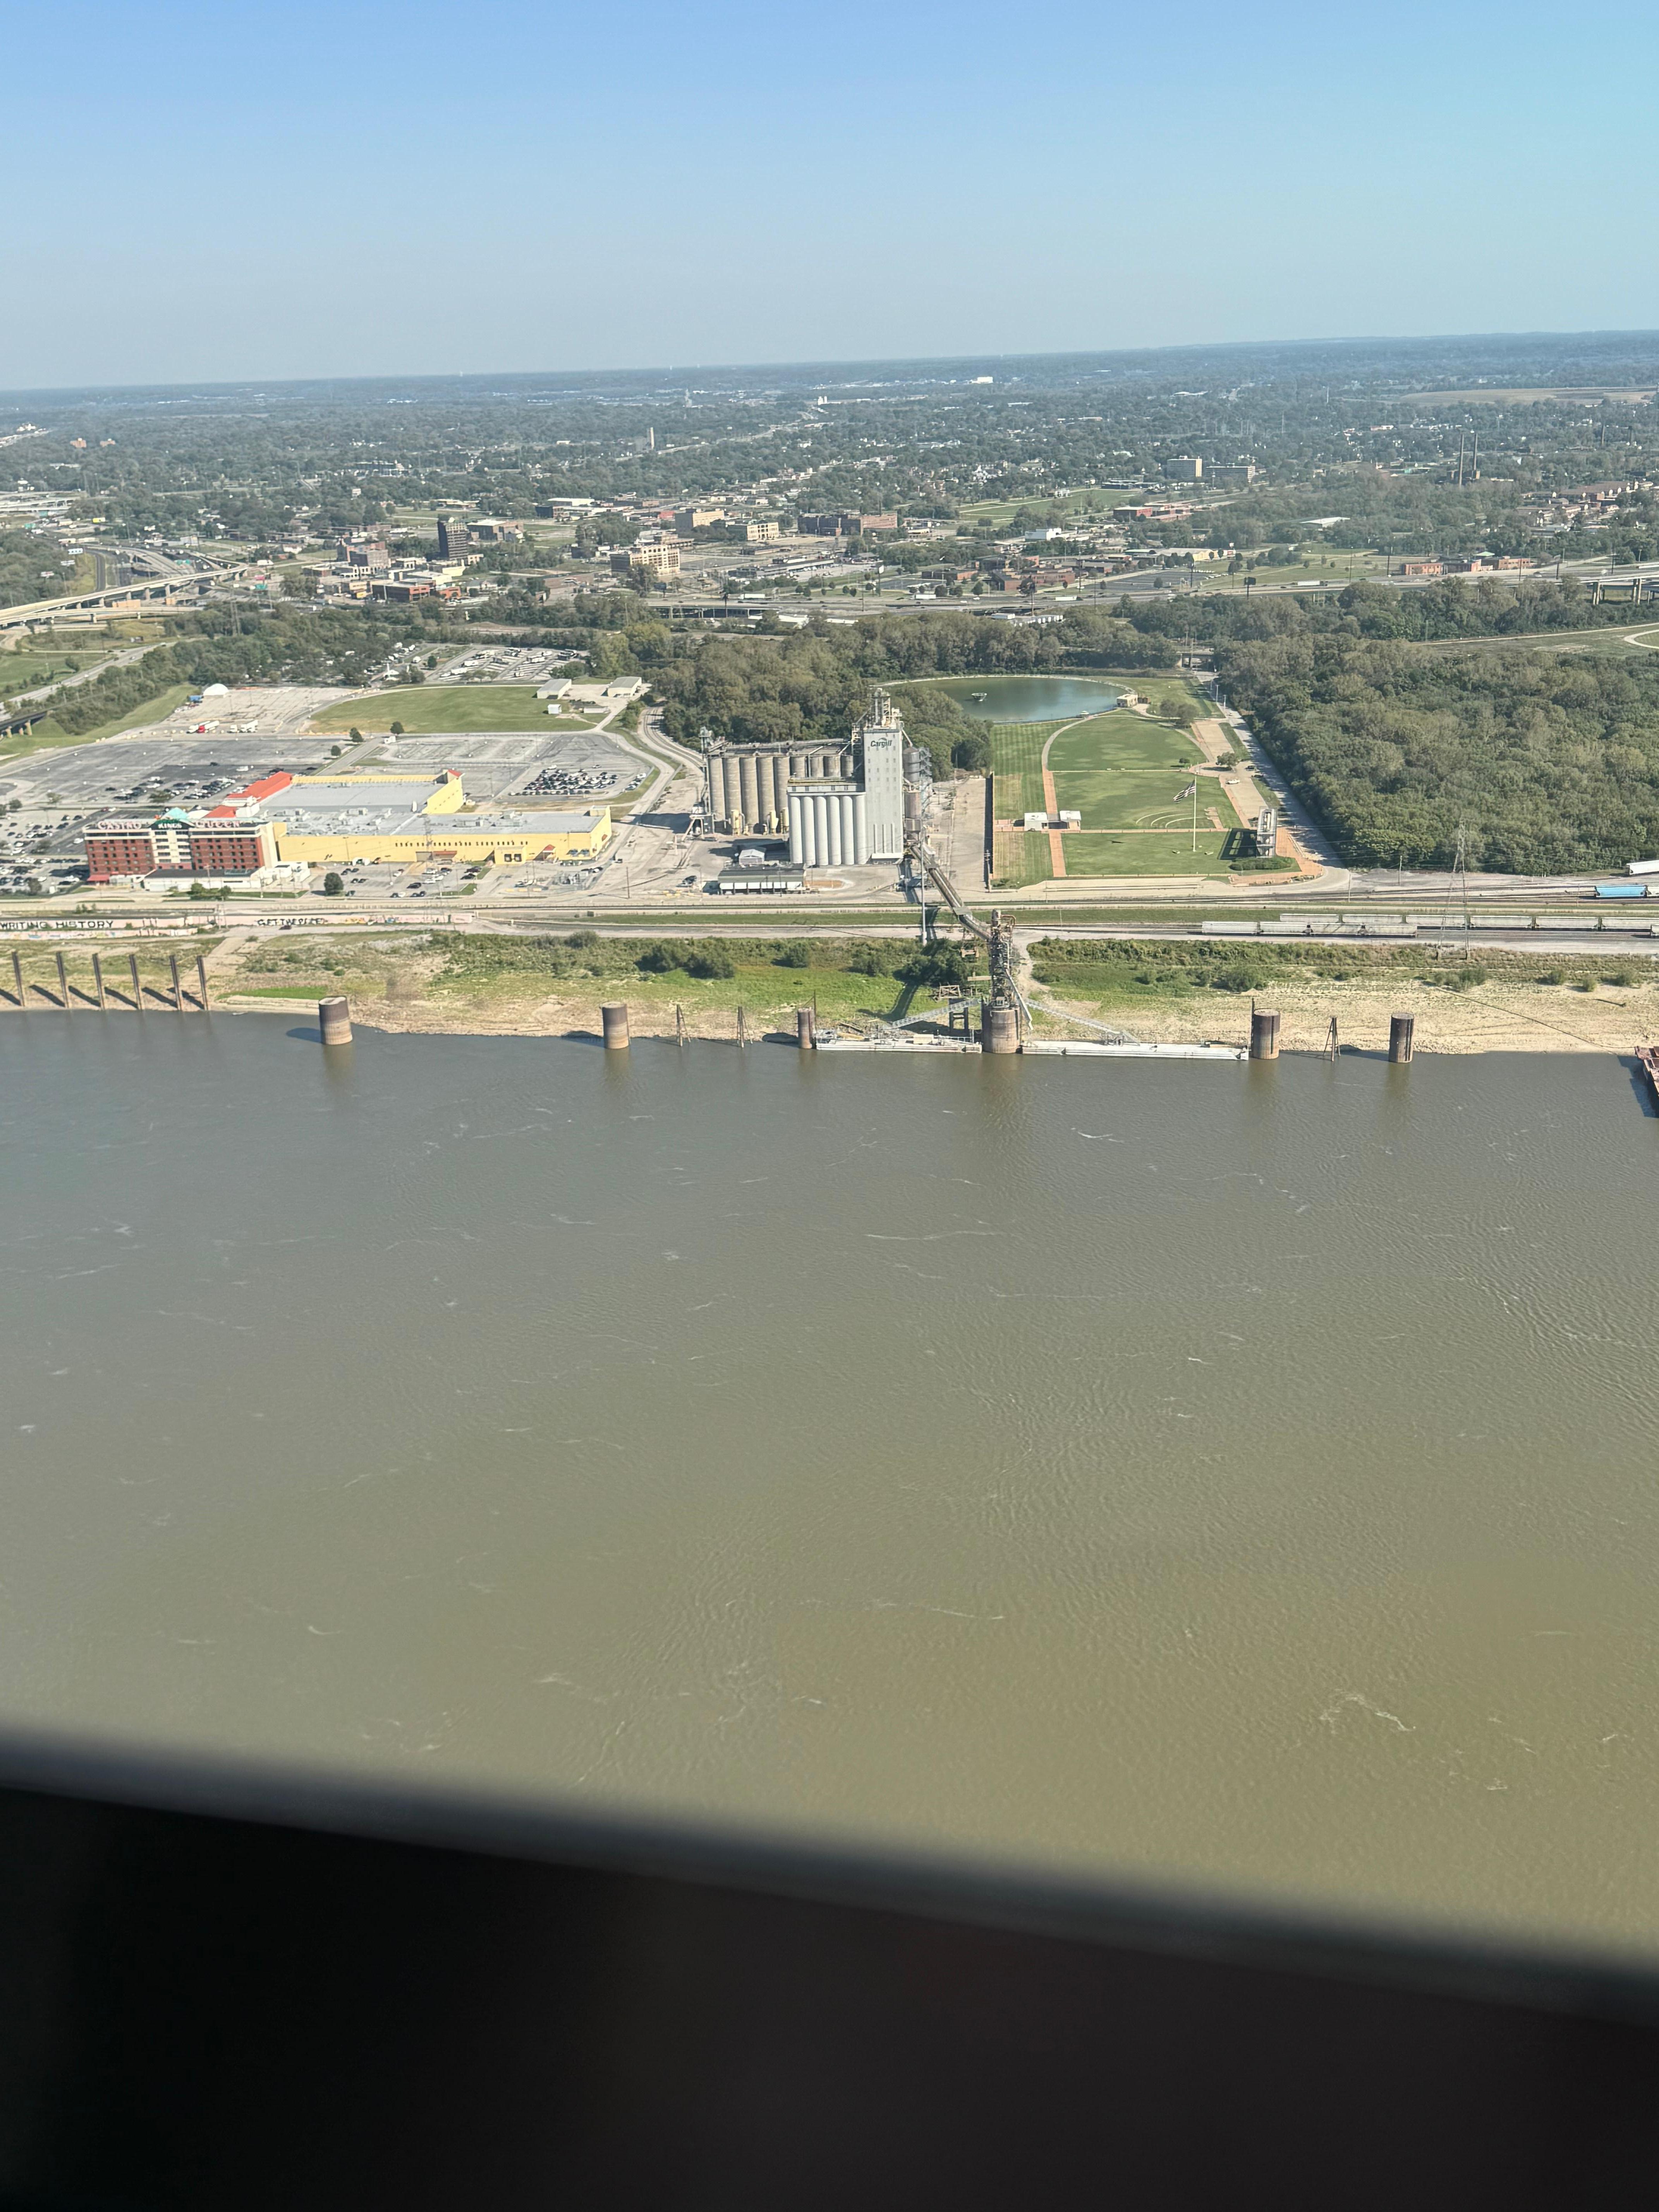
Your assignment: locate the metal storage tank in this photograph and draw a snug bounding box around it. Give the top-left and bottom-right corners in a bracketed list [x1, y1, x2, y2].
[836, 792, 854, 867]
[771, 753, 789, 823]
[789, 751, 806, 778]
[738, 754, 758, 830]
[811, 792, 829, 867]
[756, 753, 776, 826]
[852, 791, 869, 865]
[824, 794, 841, 867]
[788, 791, 806, 864]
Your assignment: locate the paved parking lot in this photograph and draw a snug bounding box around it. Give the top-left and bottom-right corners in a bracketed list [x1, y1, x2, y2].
[368, 729, 635, 800]
[0, 734, 337, 813]
[433, 646, 581, 684]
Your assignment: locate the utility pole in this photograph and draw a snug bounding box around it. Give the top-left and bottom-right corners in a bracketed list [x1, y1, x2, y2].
[1438, 822, 1474, 962]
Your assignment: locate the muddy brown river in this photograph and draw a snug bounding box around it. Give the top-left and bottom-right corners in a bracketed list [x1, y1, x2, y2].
[5, 1016, 1659, 1953]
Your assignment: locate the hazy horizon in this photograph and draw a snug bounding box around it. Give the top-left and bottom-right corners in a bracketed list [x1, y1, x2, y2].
[8, 0, 1658, 389]
[8, 325, 1659, 409]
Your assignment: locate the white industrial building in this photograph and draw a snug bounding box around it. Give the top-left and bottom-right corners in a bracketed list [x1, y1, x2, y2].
[702, 686, 917, 871]
[855, 687, 907, 862]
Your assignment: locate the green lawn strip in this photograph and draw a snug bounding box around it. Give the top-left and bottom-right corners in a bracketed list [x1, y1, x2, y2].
[1058, 831, 1235, 877]
[989, 718, 1065, 820]
[231, 985, 341, 1000]
[1, 653, 109, 690]
[1048, 769, 1242, 833]
[1046, 712, 1200, 775]
[1092, 674, 1211, 719]
[992, 828, 1055, 889]
[309, 685, 560, 735]
[4, 684, 196, 759]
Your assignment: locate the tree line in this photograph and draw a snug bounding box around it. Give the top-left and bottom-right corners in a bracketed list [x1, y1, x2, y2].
[646, 608, 1175, 768]
[1123, 574, 1636, 646]
[1216, 634, 1659, 872]
[35, 603, 458, 736]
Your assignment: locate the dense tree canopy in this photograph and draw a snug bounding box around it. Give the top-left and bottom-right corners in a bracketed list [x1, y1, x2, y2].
[34, 602, 457, 734]
[650, 608, 1175, 766]
[0, 531, 78, 609]
[1123, 575, 1634, 648]
[1219, 635, 1659, 872]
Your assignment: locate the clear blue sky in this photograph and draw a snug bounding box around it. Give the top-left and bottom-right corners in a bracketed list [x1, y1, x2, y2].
[7, 0, 1654, 388]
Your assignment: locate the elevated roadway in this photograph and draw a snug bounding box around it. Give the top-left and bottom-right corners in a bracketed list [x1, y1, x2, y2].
[0, 565, 240, 636]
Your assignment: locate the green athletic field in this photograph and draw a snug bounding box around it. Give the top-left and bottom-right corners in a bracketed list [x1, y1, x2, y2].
[987, 700, 1245, 884]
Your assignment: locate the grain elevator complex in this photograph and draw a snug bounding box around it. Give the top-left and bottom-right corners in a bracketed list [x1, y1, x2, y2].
[701, 689, 918, 871]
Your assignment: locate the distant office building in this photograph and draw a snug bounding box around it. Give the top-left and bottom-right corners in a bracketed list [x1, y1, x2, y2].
[1208, 463, 1257, 487]
[436, 517, 470, 562]
[1166, 458, 1203, 482]
[469, 520, 524, 543]
[859, 513, 899, 533]
[744, 519, 780, 543]
[676, 507, 725, 531]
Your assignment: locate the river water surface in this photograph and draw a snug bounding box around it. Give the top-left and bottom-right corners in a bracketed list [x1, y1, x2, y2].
[5, 1019, 1659, 1951]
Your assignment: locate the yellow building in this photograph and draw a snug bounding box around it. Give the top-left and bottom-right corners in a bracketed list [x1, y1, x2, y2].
[271, 805, 612, 867]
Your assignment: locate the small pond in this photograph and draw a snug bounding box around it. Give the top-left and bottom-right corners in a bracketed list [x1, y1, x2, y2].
[933, 676, 1120, 722]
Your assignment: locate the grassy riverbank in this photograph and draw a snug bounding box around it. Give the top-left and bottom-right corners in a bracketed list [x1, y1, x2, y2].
[213, 928, 961, 1037]
[11, 929, 1655, 1054]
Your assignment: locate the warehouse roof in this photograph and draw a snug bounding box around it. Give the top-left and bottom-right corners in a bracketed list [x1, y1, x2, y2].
[275, 780, 452, 815]
[276, 806, 607, 838]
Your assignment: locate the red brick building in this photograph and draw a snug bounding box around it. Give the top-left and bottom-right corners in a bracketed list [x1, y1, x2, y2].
[84, 821, 158, 882]
[83, 810, 278, 883]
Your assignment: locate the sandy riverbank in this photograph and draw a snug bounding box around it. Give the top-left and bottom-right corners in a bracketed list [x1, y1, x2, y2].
[1036, 973, 1659, 1056]
[213, 974, 1659, 1054]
